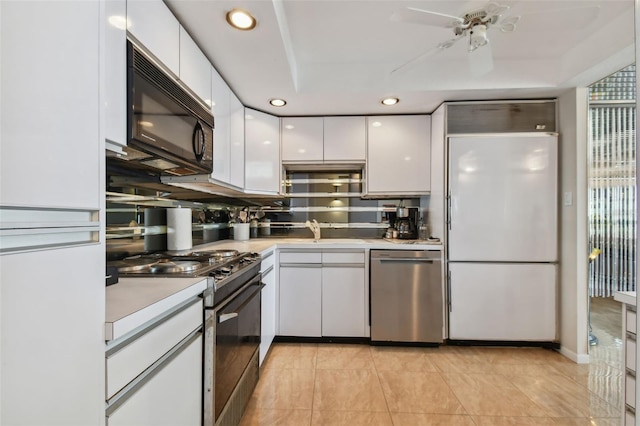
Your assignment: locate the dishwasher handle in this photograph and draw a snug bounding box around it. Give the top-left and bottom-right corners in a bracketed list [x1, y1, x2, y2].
[375, 258, 437, 263]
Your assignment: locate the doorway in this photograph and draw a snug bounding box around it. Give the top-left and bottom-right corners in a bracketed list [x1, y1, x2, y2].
[587, 64, 636, 375]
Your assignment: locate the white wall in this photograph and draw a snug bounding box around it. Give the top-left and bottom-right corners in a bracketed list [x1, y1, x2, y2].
[557, 88, 590, 363]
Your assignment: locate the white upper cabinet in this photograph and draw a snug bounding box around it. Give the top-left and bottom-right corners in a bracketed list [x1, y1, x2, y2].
[104, 0, 127, 152]
[127, 0, 180, 77]
[323, 116, 366, 162]
[281, 117, 324, 162]
[245, 109, 280, 194]
[178, 27, 212, 107]
[366, 115, 431, 195]
[1, 0, 101, 209]
[228, 93, 245, 189]
[210, 66, 230, 183]
[281, 116, 366, 163]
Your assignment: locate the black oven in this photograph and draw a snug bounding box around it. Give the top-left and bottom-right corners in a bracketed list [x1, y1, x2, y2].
[125, 40, 214, 176]
[204, 265, 263, 426]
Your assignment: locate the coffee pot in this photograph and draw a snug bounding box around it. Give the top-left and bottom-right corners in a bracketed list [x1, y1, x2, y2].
[395, 204, 418, 239]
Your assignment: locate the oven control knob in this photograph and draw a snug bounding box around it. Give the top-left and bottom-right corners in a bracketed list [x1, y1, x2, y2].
[220, 267, 232, 274]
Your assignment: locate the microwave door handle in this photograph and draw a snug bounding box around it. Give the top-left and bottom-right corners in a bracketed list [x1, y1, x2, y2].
[192, 121, 205, 162]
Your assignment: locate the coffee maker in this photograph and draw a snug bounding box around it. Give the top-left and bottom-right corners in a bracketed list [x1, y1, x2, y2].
[395, 206, 418, 239]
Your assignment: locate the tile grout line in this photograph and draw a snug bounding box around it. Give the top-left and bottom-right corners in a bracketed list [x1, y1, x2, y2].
[368, 345, 396, 424]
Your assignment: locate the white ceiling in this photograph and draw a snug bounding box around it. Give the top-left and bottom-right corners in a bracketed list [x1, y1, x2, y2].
[165, 0, 635, 116]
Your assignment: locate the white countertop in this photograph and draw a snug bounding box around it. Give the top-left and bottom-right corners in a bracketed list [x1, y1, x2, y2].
[614, 291, 637, 306]
[194, 237, 443, 254]
[105, 238, 442, 342]
[105, 277, 207, 342]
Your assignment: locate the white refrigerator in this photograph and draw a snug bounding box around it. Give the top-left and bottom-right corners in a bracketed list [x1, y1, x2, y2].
[447, 134, 558, 341]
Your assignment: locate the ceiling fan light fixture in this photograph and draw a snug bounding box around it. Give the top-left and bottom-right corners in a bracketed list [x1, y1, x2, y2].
[269, 98, 286, 107]
[469, 24, 488, 51]
[381, 97, 399, 106]
[226, 8, 257, 30]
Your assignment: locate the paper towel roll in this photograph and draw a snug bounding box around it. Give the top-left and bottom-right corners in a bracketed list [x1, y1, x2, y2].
[166, 208, 192, 251]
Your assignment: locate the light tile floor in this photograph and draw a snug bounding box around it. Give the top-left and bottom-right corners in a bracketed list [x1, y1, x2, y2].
[241, 298, 623, 425]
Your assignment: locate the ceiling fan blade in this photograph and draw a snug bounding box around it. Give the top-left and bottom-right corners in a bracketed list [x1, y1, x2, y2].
[499, 15, 520, 33]
[484, 2, 510, 20]
[468, 42, 493, 76]
[514, 5, 601, 31]
[391, 35, 463, 76]
[391, 7, 464, 28]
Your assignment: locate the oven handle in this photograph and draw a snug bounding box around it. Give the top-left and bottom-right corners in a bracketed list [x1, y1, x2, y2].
[218, 283, 266, 324]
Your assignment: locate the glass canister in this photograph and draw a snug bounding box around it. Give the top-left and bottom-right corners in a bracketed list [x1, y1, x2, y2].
[419, 221, 429, 240]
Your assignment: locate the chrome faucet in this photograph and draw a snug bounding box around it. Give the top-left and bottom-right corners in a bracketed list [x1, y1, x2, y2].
[305, 219, 321, 242]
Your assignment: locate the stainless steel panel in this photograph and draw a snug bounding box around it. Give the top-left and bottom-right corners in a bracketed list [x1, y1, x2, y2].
[370, 250, 443, 343]
[447, 101, 556, 134]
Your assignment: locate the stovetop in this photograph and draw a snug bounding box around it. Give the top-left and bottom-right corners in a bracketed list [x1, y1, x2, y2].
[108, 249, 260, 280]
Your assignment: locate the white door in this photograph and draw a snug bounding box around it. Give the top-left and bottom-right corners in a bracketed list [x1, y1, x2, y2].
[448, 263, 557, 341]
[279, 266, 322, 337]
[322, 266, 366, 337]
[245, 108, 280, 194]
[448, 134, 558, 262]
[260, 266, 276, 365]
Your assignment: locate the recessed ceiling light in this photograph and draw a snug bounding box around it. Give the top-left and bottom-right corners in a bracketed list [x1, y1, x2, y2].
[226, 8, 256, 30]
[269, 98, 286, 107]
[381, 97, 399, 106]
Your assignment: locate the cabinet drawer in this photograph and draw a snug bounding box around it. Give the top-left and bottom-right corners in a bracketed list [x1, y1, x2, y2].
[625, 409, 635, 426]
[261, 250, 275, 273]
[627, 333, 637, 372]
[106, 299, 203, 399]
[322, 251, 365, 264]
[627, 308, 637, 334]
[626, 374, 636, 409]
[280, 251, 321, 264]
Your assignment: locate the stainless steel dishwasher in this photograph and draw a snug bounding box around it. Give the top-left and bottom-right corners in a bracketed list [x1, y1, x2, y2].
[370, 250, 443, 343]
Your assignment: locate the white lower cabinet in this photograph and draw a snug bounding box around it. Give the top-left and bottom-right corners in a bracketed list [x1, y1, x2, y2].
[621, 301, 637, 425]
[107, 334, 202, 426]
[106, 298, 203, 426]
[322, 265, 365, 337]
[279, 265, 322, 337]
[278, 250, 366, 338]
[260, 251, 277, 365]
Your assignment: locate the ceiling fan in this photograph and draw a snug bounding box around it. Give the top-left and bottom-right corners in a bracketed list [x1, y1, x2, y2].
[390, 2, 600, 76]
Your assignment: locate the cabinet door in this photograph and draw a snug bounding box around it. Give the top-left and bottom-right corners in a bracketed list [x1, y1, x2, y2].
[1, 0, 101, 209]
[279, 267, 322, 337]
[367, 115, 431, 195]
[210, 66, 230, 183]
[127, 0, 180, 76]
[322, 266, 366, 337]
[104, 0, 127, 152]
[107, 335, 202, 426]
[260, 267, 276, 365]
[178, 26, 212, 106]
[323, 116, 366, 162]
[281, 117, 324, 162]
[245, 108, 280, 193]
[228, 93, 245, 189]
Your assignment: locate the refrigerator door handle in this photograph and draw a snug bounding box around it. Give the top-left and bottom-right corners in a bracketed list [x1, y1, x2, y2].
[447, 270, 452, 312]
[447, 192, 452, 231]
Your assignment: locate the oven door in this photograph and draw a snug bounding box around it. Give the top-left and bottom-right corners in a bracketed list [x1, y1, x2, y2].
[204, 274, 264, 425]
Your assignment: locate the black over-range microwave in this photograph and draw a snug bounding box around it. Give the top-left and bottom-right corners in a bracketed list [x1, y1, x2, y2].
[124, 40, 214, 176]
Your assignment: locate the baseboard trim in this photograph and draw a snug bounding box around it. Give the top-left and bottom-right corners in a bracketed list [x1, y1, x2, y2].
[559, 346, 590, 364]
